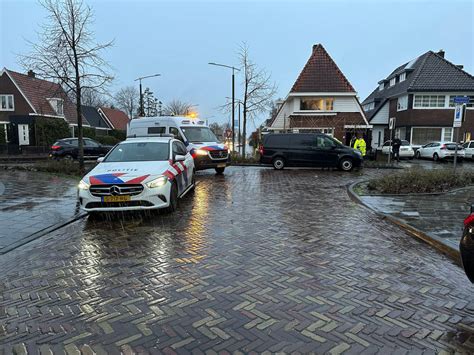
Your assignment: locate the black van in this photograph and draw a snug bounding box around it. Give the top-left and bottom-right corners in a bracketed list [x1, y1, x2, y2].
[259, 133, 363, 171]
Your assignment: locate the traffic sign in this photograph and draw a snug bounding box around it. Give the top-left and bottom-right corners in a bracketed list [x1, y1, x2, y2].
[453, 96, 470, 104]
[389, 117, 396, 130]
[453, 104, 464, 128]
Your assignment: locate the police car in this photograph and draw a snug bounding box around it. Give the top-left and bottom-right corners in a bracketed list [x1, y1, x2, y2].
[128, 116, 229, 173]
[78, 136, 195, 212]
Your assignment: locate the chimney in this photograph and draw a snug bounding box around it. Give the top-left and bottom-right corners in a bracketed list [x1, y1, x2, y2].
[27, 70, 36, 78]
[457, 65, 464, 70]
[437, 49, 445, 58]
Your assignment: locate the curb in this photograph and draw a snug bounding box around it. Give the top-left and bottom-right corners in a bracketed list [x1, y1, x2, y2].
[0, 212, 88, 255]
[347, 181, 461, 266]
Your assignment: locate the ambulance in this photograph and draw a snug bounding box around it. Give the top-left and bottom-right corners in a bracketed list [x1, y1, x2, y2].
[127, 116, 230, 174]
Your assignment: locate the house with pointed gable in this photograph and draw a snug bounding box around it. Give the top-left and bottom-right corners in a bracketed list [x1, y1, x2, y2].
[362, 50, 474, 149]
[268, 44, 369, 145]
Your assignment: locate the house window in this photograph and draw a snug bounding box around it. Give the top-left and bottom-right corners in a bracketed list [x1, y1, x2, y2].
[299, 128, 334, 136]
[413, 95, 446, 108]
[443, 128, 453, 142]
[449, 95, 474, 108]
[363, 102, 375, 111]
[300, 98, 334, 111]
[48, 98, 64, 116]
[411, 127, 442, 145]
[397, 95, 408, 111]
[0, 95, 14, 111]
[389, 78, 396, 86]
[379, 83, 384, 91]
[399, 73, 406, 82]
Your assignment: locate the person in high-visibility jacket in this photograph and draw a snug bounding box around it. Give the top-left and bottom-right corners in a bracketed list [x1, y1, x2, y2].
[353, 134, 367, 156]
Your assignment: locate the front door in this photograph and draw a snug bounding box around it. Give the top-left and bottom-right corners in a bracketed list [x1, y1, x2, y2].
[18, 124, 29, 145]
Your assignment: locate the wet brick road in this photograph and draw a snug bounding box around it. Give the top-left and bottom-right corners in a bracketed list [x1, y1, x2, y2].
[1, 167, 474, 353]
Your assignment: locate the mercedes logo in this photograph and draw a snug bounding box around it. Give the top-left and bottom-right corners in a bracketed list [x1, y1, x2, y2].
[110, 185, 121, 196]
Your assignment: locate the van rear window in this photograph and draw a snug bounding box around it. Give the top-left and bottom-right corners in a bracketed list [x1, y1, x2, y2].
[148, 127, 166, 134]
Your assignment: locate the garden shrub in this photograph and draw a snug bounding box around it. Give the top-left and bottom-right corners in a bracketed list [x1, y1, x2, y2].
[35, 118, 70, 146]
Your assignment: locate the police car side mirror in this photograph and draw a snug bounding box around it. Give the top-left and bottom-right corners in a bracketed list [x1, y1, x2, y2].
[97, 157, 104, 163]
[174, 154, 186, 162]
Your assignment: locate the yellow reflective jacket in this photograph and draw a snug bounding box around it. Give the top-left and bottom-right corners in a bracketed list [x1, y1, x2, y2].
[354, 138, 366, 156]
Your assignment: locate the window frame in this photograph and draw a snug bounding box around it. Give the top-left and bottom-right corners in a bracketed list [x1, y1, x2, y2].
[299, 97, 335, 111]
[399, 73, 406, 82]
[0, 95, 14, 111]
[389, 78, 396, 87]
[47, 98, 64, 116]
[413, 95, 447, 109]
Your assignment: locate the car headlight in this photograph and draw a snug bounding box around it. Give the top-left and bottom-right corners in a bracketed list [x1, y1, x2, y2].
[146, 176, 168, 188]
[195, 149, 208, 156]
[78, 179, 90, 190]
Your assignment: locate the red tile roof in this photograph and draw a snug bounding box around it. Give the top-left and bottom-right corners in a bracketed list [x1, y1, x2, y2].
[5, 69, 86, 125]
[290, 44, 355, 93]
[99, 107, 129, 131]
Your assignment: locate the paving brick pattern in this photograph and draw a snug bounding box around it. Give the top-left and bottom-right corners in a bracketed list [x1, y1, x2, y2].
[1, 167, 474, 353]
[0, 170, 79, 252]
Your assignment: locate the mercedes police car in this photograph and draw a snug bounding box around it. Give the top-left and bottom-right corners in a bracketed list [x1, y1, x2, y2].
[78, 136, 195, 213]
[127, 116, 229, 174]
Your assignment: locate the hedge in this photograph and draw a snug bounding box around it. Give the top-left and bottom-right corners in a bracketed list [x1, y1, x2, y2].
[35, 118, 70, 146]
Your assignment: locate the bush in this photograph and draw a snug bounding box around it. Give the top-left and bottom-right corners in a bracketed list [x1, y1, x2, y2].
[367, 168, 474, 194]
[35, 118, 70, 146]
[95, 135, 120, 145]
[83, 127, 96, 139]
[109, 129, 126, 141]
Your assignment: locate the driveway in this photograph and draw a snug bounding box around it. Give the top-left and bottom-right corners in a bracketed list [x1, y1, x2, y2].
[1, 167, 473, 353]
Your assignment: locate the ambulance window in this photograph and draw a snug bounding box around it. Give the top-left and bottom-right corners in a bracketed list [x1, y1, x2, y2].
[169, 127, 183, 141]
[148, 127, 165, 134]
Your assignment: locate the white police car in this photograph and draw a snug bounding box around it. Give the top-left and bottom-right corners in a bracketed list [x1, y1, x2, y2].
[78, 136, 195, 212]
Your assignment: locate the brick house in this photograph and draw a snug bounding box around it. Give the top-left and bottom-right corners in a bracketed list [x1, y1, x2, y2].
[0, 68, 90, 148]
[268, 44, 369, 144]
[97, 107, 129, 131]
[362, 50, 474, 149]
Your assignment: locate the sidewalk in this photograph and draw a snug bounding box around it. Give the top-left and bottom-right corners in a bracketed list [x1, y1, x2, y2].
[0, 170, 82, 253]
[355, 185, 474, 255]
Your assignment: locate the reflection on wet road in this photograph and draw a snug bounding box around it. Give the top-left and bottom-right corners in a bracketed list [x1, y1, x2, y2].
[1, 167, 474, 353]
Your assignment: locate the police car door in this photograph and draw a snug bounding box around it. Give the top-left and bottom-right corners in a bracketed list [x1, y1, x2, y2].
[172, 141, 192, 193]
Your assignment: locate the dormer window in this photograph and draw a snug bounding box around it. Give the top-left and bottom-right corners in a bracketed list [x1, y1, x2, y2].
[0, 95, 14, 111]
[399, 72, 406, 82]
[378, 83, 384, 91]
[48, 98, 64, 116]
[300, 97, 334, 111]
[389, 77, 396, 87]
[363, 102, 375, 111]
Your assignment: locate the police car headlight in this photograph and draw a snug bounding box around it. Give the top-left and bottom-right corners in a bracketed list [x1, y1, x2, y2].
[78, 179, 90, 190]
[195, 149, 208, 156]
[146, 176, 168, 188]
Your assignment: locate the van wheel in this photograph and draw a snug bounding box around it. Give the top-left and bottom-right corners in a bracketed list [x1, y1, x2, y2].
[433, 153, 439, 162]
[272, 157, 285, 170]
[339, 157, 354, 171]
[165, 182, 178, 213]
[215, 167, 225, 174]
[415, 151, 421, 159]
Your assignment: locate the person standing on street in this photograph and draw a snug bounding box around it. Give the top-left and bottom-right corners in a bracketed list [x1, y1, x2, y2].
[392, 137, 402, 162]
[353, 133, 367, 157]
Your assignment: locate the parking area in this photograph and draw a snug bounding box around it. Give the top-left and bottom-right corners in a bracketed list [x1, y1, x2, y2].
[1, 166, 474, 353]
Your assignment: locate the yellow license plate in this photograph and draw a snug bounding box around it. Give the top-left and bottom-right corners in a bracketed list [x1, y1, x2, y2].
[217, 163, 226, 168]
[102, 195, 131, 203]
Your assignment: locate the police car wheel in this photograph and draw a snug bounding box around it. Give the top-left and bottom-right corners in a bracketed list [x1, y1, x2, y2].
[273, 157, 285, 170]
[166, 182, 178, 213]
[339, 157, 353, 171]
[215, 167, 225, 174]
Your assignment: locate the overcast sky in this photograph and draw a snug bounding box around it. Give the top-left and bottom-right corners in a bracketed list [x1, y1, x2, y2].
[1, 0, 473, 129]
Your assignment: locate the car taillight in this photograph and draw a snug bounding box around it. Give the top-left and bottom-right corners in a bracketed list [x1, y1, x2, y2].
[440, 144, 446, 150]
[51, 145, 61, 150]
[258, 145, 264, 155]
[464, 214, 474, 227]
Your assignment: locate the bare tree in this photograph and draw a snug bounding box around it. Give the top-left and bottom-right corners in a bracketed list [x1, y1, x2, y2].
[239, 43, 277, 156]
[114, 86, 139, 119]
[20, 0, 113, 172]
[82, 87, 110, 107]
[163, 99, 194, 116]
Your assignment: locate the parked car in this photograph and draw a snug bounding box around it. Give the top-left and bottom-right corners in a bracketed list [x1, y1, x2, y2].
[462, 140, 474, 159]
[415, 142, 465, 161]
[78, 136, 195, 213]
[49, 138, 113, 160]
[259, 133, 363, 171]
[380, 140, 415, 159]
[460, 205, 474, 283]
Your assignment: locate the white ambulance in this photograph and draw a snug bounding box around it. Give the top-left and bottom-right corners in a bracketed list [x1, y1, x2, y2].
[127, 116, 229, 174]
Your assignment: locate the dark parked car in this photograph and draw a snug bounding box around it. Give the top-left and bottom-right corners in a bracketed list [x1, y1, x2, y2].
[49, 138, 113, 160]
[259, 133, 363, 171]
[460, 205, 474, 283]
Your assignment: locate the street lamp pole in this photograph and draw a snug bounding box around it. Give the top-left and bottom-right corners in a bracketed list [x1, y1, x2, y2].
[134, 74, 161, 117]
[209, 62, 240, 153]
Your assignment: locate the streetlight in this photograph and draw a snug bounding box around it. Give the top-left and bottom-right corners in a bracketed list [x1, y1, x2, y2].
[209, 62, 240, 153]
[227, 97, 243, 155]
[134, 74, 161, 116]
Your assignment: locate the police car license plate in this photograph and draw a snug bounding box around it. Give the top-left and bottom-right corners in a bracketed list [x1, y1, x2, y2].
[217, 163, 226, 168]
[102, 195, 131, 203]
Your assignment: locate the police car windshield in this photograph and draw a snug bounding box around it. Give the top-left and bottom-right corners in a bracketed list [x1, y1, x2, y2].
[181, 127, 218, 143]
[104, 142, 169, 162]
